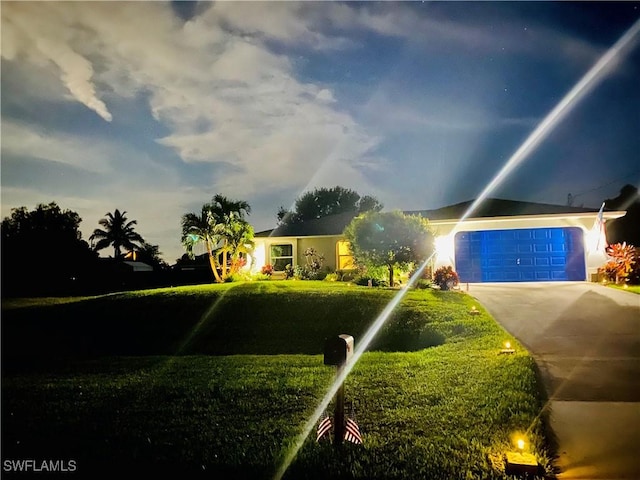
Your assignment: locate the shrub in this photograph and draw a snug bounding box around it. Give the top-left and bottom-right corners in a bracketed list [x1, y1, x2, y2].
[354, 276, 389, 287]
[599, 243, 639, 284]
[628, 261, 640, 285]
[335, 269, 357, 282]
[253, 273, 272, 282]
[261, 264, 274, 277]
[352, 264, 388, 286]
[300, 248, 327, 280]
[284, 264, 296, 280]
[414, 278, 432, 290]
[284, 248, 331, 280]
[433, 265, 459, 290]
[598, 260, 620, 283]
[304, 247, 324, 270]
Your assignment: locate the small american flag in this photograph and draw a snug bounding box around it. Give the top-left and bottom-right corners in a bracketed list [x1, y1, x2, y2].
[316, 413, 332, 442]
[344, 417, 362, 445]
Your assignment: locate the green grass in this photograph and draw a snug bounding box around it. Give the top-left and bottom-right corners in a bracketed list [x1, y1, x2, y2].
[1, 281, 552, 478]
[1, 295, 99, 309]
[606, 283, 640, 294]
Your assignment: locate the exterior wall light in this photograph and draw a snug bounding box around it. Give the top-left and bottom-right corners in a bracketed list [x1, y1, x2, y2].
[434, 234, 455, 268]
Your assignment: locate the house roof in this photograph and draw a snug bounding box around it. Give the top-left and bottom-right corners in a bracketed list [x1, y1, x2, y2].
[256, 198, 604, 238]
[405, 198, 599, 220]
[122, 261, 153, 272]
[256, 211, 357, 237]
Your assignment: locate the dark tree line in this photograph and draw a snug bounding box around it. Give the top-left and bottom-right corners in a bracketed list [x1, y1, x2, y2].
[1, 203, 98, 296]
[1, 203, 166, 297]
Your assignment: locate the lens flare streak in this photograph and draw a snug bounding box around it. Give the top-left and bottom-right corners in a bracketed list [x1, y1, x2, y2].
[274, 253, 435, 480]
[460, 17, 640, 224]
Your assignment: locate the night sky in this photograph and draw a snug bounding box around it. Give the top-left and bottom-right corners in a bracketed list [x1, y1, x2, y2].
[2, 1, 639, 263]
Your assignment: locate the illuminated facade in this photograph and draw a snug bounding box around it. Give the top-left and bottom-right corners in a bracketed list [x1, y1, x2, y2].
[250, 199, 624, 283]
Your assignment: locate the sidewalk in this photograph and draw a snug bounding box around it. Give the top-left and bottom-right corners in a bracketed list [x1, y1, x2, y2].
[469, 282, 640, 479]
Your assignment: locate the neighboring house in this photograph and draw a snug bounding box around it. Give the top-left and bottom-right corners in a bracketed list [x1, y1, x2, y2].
[251, 198, 625, 283]
[119, 261, 154, 273]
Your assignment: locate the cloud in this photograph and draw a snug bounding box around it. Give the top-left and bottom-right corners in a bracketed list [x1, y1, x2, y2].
[316, 89, 336, 103]
[78, 3, 378, 194]
[1, 120, 112, 174]
[1, 2, 378, 185]
[1, 2, 392, 262]
[1, 3, 113, 121]
[4, 1, 620, 263]
[211, 2, 354, 50]
[324, 2, 603, 64]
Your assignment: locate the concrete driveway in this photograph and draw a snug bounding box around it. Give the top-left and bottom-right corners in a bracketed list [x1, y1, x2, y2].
[469, 282, 640, 480]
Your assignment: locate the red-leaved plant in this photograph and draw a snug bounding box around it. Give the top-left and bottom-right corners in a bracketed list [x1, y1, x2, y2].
[600, 242, 637, 283]
[433, 266, 459, 291]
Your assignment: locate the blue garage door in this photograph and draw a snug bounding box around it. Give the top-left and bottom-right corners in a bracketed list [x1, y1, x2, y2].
[454, 227, 586, 283]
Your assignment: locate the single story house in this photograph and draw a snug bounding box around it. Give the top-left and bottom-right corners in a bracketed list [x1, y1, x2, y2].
[251, 198, 625, 283]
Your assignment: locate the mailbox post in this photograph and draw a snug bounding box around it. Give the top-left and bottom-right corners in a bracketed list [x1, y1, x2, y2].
[324, 334, 354, 446]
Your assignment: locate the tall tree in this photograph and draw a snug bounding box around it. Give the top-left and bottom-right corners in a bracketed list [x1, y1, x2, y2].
[357, 195, 384, 214]
[605, 184, 640, 246]
[343, 210, 435, 286]
[277, 186, 383, 225]
[89, 209, 144, 258]
[181, 195, 253, 282]
[1, 202, 97, 295]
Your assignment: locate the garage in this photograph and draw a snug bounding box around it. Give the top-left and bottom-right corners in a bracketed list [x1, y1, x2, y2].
[454, 227, 586, 283]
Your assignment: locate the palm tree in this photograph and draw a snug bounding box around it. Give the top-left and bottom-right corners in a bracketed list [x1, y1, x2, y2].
[220, 212, 255, 276]
[90, 209, 144, 258]
[181, 204, 223, 283]
[209, 195, 251, 277]
[181, 195, 253, 282]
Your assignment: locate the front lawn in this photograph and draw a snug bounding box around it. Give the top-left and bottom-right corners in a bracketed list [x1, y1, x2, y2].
[606, 283, 640, 294]
[1, 281, 553, 478]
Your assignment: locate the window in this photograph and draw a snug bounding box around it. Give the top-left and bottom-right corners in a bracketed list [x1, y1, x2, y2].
[337, 240, 355, 270]
[270, 244, 293, 271]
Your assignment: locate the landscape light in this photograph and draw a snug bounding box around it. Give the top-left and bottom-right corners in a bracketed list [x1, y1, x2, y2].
[500, 340, 515, 355]
[505, 435, 538, 476]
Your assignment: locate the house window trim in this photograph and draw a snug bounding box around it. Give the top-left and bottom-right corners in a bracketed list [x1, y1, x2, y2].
[336, 239, 355, 270]
[269, 242, 295, 272]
